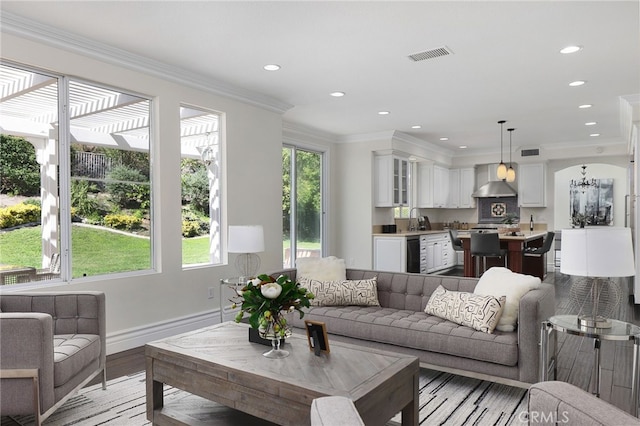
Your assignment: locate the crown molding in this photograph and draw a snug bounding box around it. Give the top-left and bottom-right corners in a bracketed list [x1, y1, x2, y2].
[1, 12, 293, 115]
[282, 121, 339, 145]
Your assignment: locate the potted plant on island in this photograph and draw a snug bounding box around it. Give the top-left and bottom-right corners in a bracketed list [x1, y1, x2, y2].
[500, 213, 520, 234]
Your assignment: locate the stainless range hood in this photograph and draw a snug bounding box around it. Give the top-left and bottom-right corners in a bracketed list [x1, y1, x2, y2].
[472, 180, 517, 198]
[472, 165, 517, 197]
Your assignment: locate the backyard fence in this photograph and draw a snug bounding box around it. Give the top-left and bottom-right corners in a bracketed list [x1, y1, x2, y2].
[72, 151, 113, 179]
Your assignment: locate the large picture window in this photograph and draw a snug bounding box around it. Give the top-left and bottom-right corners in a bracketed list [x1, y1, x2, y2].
[282, 145, 324, 268]
[0, 62, 153, 284]
[180, 105, 221, 267]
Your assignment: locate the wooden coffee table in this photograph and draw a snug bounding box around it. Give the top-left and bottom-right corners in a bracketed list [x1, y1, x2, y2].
[146, 322, 419, 426]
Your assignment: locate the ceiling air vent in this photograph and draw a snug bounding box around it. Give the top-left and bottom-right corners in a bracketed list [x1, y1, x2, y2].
[408, 46, 453, 62]
[521, 148, 540, 157]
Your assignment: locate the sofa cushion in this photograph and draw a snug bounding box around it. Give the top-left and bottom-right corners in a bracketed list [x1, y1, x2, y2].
[424, 285, 505, 334]
[296, 256, 346, 281]
[474, 267, 541, 332]
[295, 306, 519, 366]
[53, 334, 101, 387]
[300, 277, 380, 307]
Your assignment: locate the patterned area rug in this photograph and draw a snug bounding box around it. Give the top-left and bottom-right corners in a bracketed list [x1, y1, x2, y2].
[4, 369, 528, 426]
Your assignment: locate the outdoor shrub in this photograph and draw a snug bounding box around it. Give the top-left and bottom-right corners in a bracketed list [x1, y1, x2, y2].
[71, 179, 99, 217]
[104, 213, 142, 231]
[106, 165, 150, 209]
[0, 134, 40, 196]
[181, 161, 209, 215]
[23, 198, 41, 207]
[182, 220, 201, 237]
[0, 203, 41, 229]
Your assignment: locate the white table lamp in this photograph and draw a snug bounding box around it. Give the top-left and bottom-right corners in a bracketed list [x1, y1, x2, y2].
[228, 225, 265, 279]
[561, 227, 635, 328]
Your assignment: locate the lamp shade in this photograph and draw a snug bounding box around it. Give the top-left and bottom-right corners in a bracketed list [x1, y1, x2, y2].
[228, 225, 265, 253]
[560, 227, 635, 277]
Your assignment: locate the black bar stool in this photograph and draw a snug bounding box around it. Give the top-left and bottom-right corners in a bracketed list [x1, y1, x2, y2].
[470, 232, 507, 277]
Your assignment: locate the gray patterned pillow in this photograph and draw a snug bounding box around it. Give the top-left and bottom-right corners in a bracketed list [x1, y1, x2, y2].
[424, 285, 505, 334]
[299, 277, 380, 307]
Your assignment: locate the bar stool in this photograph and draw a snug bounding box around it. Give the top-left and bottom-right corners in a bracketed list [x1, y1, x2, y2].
[470, 232, 507, 277]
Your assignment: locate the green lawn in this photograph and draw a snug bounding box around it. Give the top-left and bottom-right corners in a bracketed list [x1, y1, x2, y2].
[0, 225, 209, 278]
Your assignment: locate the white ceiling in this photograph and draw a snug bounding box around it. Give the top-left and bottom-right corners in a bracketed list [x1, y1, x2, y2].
[2, 1, 639, 154]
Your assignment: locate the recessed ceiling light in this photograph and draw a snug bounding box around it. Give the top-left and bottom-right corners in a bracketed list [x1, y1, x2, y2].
[459, 145, 468, 149]
[585, 122, 597, 126]
[440, 137, 449, 141]
[330, 91, 345, 97]
[378, 111, 390, 115]
[411, 125, 422, 129]
[590, 133, 601, 137]
[569, 80, 586, 87]
[560, 45, 582, 54]
[263, 64, 281, 71]
[579, 104, 593, 109]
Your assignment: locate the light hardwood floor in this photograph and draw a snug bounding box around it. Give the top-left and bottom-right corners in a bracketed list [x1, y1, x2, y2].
[3, 268, 639, 425]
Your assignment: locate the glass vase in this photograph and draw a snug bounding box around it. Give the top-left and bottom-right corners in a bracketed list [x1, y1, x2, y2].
[260, 312, 292, 359]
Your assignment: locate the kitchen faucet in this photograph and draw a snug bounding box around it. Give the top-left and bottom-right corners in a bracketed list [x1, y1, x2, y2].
[408, 207, 419, 232]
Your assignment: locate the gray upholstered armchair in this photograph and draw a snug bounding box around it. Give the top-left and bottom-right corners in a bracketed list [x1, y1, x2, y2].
[0, 291, 106, 425]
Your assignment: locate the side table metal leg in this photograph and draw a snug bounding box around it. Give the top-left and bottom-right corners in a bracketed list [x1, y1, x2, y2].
[540, 321, 554, 381]
[632, 335, 639, 417]
[593, 338, 601, 397]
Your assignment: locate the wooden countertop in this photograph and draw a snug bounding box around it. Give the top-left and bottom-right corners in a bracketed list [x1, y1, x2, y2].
[458, 231, 547, 242]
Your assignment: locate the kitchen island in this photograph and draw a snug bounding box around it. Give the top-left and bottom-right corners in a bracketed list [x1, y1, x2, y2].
[458, 231, 547, 279]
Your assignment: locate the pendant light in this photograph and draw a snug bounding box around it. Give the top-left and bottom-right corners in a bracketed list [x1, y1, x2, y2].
[496, 120, 508, 180]
[506, 128, 516, 183]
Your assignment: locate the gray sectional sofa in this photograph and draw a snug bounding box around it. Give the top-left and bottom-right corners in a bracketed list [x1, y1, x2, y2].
[271, 268, 555, 387]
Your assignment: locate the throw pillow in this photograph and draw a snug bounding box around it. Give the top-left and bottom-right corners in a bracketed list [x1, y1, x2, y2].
[296, 256, 346, 281]
[473, 267, 541, 332]
[299, 277, 380, 307]
[424, 285, 505, 334]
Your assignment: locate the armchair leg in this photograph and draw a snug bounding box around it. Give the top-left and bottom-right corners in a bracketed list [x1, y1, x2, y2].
[0, 369, 41, 425]
[102, 367, 107, 390]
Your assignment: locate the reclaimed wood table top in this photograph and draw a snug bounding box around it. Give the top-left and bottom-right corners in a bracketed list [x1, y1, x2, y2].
[146, 321, 419, 426]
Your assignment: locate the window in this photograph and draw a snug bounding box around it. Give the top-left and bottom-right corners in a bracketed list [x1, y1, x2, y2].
[180, 106, 221, 267]
[282, 145, 324, 268]
[0, 62, 153, 284]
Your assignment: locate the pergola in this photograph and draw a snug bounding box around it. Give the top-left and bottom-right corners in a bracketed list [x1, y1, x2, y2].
[0, 64, 219, 269]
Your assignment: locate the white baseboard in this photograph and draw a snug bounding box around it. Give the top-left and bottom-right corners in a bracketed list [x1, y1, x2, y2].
[106, 308, 230, 354]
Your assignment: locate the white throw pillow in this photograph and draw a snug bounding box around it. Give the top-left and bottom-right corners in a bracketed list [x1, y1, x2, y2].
[296, 256, 346, 281]
[424, 285, 505, 334]
[299, 277, 380, 307]
[473, 267, 541, 332]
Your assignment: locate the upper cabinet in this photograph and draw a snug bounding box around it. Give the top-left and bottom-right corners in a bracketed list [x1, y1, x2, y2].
[518, 163, 546, 207]
[417, 163, 474, 209]
[374, 154, 410, 207]
[458, 168, 476, 208]
[432, 165, 449, 208]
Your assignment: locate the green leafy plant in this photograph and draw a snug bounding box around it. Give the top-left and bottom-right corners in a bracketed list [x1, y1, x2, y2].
[0, 203, 41, 229]
[501, 213, 519, 225]
[233, 274, 314, 337]
[104, 213, 142, 231]
[0, 134, 40, 196]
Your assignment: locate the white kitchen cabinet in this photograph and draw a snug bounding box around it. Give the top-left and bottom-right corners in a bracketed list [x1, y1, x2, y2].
[373, 236, 406, 272]
[518, 163, 546, 207]
[458, 168, 476, 208]
[447, 169, 460, 208]
[421, 233, 455, 273]
[432, 165, 449, 208]
[416, 162, 433, 208]
[374, 154, 410, 207]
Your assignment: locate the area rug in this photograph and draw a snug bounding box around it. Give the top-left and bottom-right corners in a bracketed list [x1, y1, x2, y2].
[5, 369, 528, 426]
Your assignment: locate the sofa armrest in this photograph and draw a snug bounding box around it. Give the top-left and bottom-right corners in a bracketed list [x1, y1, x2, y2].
[528, 381, 640, 425]
[517, 283, 555, 383]
[311, 396, 365, 426]
[0, 313, 56, 414]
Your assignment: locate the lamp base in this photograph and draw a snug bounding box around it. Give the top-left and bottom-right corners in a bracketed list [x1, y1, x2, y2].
[235, 253, 261, 278]
[577, 315, 612, 329]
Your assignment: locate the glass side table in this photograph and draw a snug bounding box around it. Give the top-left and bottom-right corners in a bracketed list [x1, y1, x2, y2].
[540, 314, 640, 417]
[219, 277, 245, 323]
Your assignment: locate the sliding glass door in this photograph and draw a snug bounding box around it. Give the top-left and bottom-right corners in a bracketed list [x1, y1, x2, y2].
[282, 145, 324, 268]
